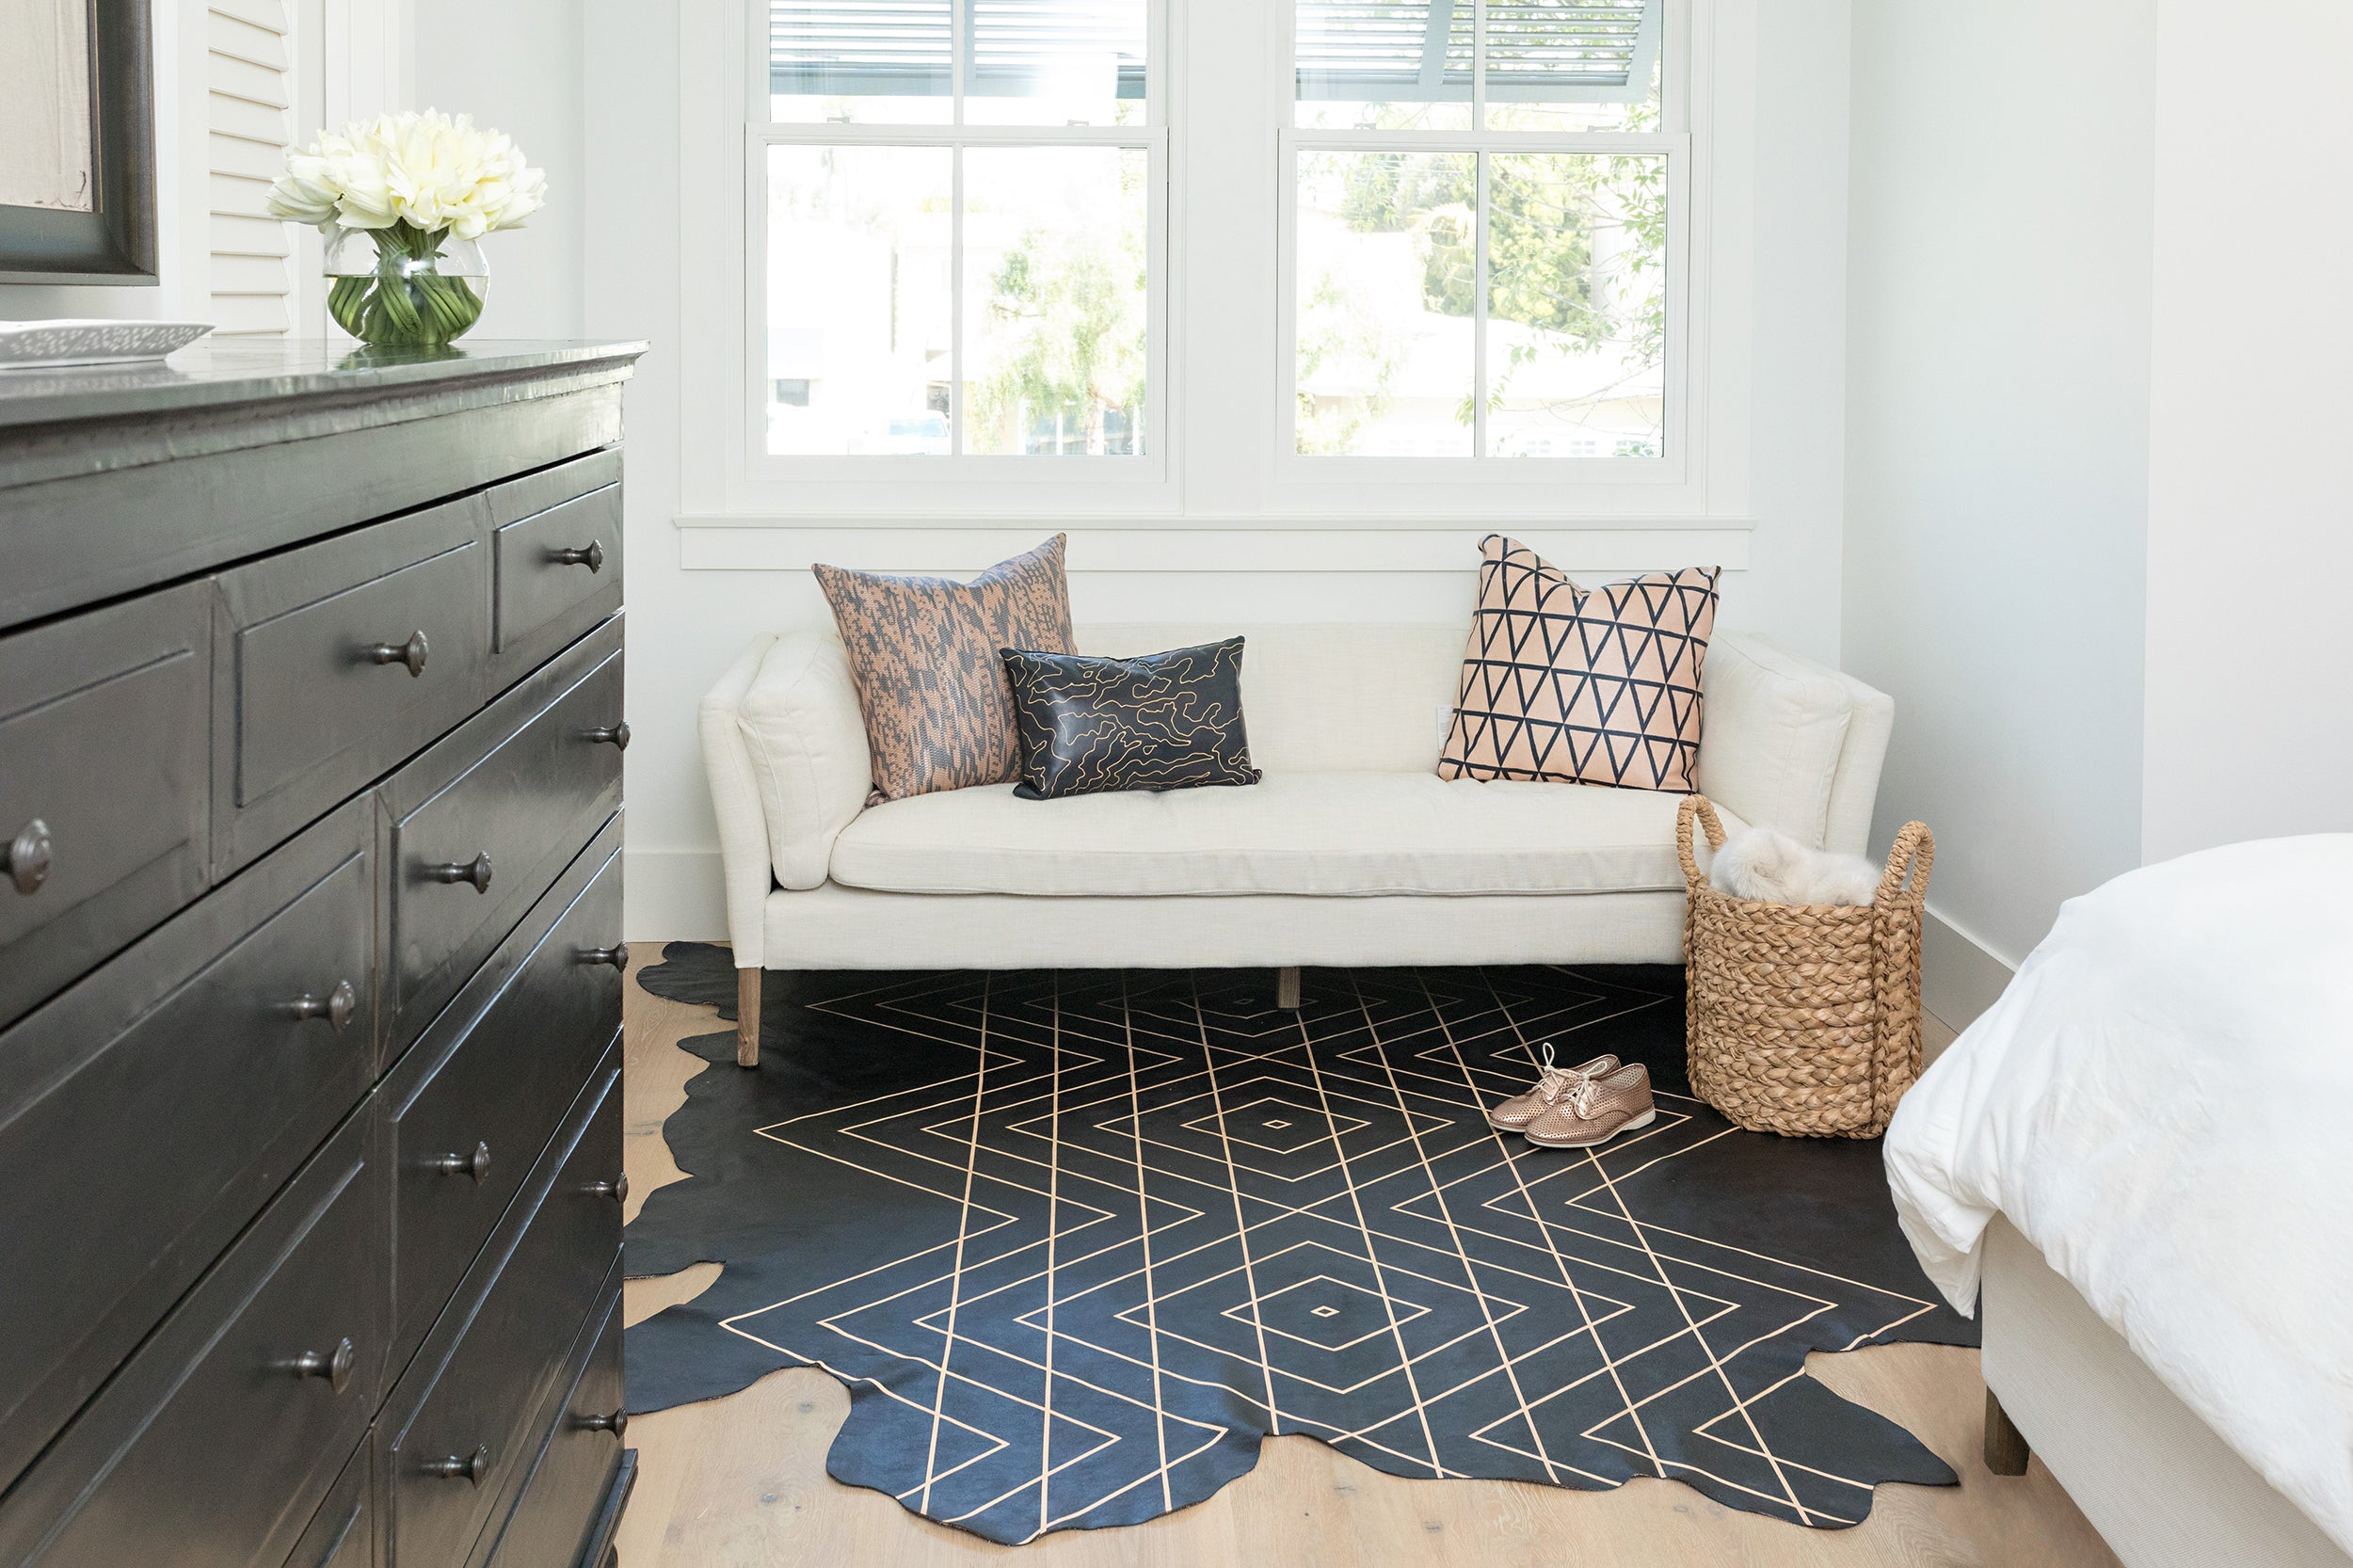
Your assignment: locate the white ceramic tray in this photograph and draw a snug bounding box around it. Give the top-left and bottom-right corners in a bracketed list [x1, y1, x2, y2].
[0, 319, 216, 370]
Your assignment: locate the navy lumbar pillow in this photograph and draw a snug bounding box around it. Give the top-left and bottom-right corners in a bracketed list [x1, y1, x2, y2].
[997, 638, 1263, 801]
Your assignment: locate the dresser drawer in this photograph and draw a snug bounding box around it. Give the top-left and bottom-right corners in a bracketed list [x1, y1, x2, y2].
[0, 800, 376, 1496]
[0, 1112, 381, 1568]
[385, 819, 622, 1375]
[384, 1048, 622, 1568]
[281, 1438, 374, 1568]
[214, 494, 492, 874]
[0, 581, 211, 1028]
[489, 449, 622, 679]
[383, 615, 624, 1050]
[483, 1282, 625, 1568]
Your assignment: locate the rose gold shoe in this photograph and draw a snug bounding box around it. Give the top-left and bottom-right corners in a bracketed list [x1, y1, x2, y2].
[1522, 1062, 1657, 1149]
[1486, 1043, 1622, 1130]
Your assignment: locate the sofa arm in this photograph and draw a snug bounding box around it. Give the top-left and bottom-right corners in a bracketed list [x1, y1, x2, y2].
[1700, 632, 1894, 856]
[699, 635, 780, 969]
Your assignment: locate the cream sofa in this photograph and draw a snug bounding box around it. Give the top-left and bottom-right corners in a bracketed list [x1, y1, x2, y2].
[700, 622, 1893, 1064]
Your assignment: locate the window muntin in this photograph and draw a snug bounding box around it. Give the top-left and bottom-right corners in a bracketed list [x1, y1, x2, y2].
[759, 0, 1157, 460]
[1289, 0, 1676, 462]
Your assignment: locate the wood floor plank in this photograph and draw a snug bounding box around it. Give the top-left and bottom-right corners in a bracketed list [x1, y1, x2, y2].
[615, 952, 2120, 1568]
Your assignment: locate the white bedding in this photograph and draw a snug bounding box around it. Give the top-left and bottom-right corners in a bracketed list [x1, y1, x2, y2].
[1884, 835, 2353, 1556]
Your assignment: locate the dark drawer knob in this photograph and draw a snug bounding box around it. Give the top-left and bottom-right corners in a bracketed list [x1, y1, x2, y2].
[433, 1141, 491, 1182]
[579, 942, 628, 972]
[577, 1407, 629, 1438]
[365, 630, 430, 678]
[583, 720, 630, 751]
[424, 1445, 490, 1485]
[548, 540, 605, 573]
[4, 819, 54, 895]
[425, 852, 493, 893]
[585, 1173, 629, 1203]
[285, 978, 359, 1032]
[291, 1336, 356, 1395]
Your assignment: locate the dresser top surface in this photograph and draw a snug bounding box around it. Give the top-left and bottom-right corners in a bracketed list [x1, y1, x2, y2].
[0, 339, 648, 430]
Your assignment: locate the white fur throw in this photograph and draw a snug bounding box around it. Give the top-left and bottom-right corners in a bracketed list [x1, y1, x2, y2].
[1709, 827, 1880, 906]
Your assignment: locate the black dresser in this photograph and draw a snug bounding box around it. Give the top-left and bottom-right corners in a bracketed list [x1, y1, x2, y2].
[0, 340, 647, 1568]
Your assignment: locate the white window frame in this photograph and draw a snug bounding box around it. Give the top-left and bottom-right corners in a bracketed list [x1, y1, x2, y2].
[740, 0, 1172, 486]
[1277, 73, 1694, 483]
[685, 0, 1741, 526]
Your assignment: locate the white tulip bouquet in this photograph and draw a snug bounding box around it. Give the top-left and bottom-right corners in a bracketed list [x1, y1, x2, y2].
[267, 110, 546, 346]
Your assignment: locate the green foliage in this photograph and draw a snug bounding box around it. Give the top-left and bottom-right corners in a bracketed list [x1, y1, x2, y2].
[1297, 135, 1668, 447]
[966, 168, 1146, 455]
[1293, 267, 1401, 455]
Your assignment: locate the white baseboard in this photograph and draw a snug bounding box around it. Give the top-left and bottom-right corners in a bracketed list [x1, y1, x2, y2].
[1921, 904, 2018, 1033]
[624, 848, 728, 942]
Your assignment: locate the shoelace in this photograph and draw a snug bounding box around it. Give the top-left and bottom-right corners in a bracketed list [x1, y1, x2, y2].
[1523, 1043, 1558, 1097]
[1530, 1043, 1601, 1114]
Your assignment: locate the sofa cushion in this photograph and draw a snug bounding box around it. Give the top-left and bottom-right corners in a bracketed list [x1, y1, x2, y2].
[814, 534, 1075, 801]
[1693, 634, 1853, 849]
[1077, 623, 1465, 774]
[826, 771, 1744, 897]
[1438, 536, 1720, 792]
[1001, 639, 1262, 800]
[734, 632, 876, 890]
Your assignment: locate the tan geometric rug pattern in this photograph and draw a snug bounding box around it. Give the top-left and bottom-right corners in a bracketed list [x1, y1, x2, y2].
[625, 952, 1968, 1544]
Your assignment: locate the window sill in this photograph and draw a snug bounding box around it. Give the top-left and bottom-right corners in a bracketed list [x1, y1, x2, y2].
[671, 516, 1753, 574]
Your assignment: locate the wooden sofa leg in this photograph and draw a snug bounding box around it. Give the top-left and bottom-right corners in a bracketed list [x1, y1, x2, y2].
[1984, 1387, 2030, 1476]
[736, 968, 761, 1068]
[1276, 967, 1302, 1010]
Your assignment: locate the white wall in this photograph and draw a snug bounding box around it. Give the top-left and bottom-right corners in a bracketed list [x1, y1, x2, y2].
[2140, 0, 2353, 863]
[1842, 0, 2156, 980]
[593, 0, 1864, 940]
[408, 0, 584, 338]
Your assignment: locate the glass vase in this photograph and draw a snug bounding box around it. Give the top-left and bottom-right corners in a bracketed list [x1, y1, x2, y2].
[325, 222, 489, 347]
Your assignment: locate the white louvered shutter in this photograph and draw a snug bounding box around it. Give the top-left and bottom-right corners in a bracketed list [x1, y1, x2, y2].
[207, 0, 297, 336]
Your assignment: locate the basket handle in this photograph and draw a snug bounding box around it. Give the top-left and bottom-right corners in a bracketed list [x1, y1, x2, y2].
[1875, 821, 1935, 907]
[1676, 794, 1728, 894]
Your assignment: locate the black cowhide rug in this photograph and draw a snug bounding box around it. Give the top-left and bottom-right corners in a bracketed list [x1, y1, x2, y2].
[627, 946, 1972, 1544]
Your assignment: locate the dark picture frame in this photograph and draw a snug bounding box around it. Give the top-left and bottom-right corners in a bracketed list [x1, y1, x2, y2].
[0, 0, 158, 286]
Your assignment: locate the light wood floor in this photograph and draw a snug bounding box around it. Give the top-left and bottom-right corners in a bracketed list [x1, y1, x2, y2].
[613, 953, 2121, 1568]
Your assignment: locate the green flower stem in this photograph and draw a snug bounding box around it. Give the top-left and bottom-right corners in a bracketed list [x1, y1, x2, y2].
[332, 220, 485, 347]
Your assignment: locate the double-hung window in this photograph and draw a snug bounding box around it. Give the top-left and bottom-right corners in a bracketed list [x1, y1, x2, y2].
[756, 1, 1163, 464]
[1285, 0, 1684, 466]
[738, 0, 1701, 504]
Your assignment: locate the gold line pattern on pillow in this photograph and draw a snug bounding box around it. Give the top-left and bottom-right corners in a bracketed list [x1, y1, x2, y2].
[813, 535, 1076, 801]
[1439, 536, 1720, 792]
[1000, 638, 1262, 801]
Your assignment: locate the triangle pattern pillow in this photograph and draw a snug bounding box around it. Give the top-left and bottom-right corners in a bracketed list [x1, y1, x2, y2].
[1438, 536, 1721, 792]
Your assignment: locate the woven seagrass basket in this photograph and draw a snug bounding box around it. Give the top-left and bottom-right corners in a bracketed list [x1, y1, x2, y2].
[1678, 795, 1934, 1138]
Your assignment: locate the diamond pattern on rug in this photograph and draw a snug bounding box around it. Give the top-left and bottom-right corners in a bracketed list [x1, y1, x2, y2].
[627, 951, 1970, 1544]
[1437, 536, 1720, 792]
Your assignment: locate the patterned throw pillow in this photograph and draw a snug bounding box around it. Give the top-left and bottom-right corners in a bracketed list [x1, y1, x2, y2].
[813, 536, 1076, 801]
[998, 638, 1263, 801]
[1438, 536, 1720, 792]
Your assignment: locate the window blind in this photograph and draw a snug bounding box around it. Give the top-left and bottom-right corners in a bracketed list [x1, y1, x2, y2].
[1295, 0, 1659, 102]
[769, 0, 1147, 100]
[206, 0, 297, 336]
